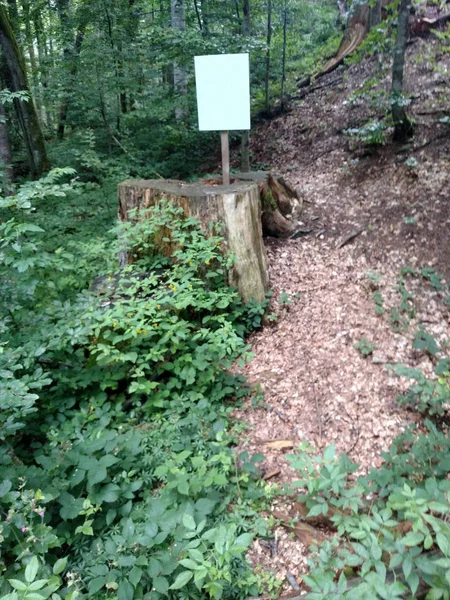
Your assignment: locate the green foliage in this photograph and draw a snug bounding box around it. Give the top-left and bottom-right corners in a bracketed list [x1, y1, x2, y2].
[283, 305, 450, 600]
[286, 427, 450, 599]
[392, 360, 450, 416]
[344, 120, 388, 146]
[0, 172, 271, 599]
[371, 290, 384, 315]
[354, 337, 376, 357]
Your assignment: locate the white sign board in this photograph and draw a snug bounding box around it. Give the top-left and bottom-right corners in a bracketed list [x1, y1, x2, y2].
[194, 53, 250, 131]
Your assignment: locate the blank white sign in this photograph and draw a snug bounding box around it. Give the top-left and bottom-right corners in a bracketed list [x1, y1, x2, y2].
[194, 53, 250, 131]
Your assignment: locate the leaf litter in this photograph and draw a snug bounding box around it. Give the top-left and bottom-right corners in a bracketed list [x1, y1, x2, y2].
[231, 33, 450, 594]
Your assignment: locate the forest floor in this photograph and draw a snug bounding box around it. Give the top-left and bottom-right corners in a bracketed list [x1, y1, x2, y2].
[232, 34, 450, 592]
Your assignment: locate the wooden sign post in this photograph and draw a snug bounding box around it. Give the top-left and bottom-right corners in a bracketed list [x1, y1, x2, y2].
[194, 54, 250, 185]
[220, 131, 230, 185]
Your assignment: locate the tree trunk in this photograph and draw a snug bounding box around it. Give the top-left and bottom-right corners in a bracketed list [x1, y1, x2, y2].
[265, 0, 272, 113]
[370, 0, 382, 28]
[319, 0, 391, 77]
[240, 0, 251, 172]
[171, 0, 188, 121]
[0, 5, 48, 177]
[200, 0, 209, 35]
[232, 171, 302, 238]
[280, 0, 288, 109]
[118, 179, 269, 303]
[0, 101, 14, 194]
[56, 26, 85, 140]
[391, 0, 413, 141]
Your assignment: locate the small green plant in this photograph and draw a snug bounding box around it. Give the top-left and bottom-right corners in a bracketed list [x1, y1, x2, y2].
[279, 291, 292, 305]
[372, 290, 384, 315]
[344, 120, 387, 146]
[413, 328, 440, 357]
[354, 337, 376, 357]
[393, 361, 450, 416]
[365, 270, 383, 288]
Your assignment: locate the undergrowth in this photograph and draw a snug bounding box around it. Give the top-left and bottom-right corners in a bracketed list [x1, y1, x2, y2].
[283, 263, 450, 599]
[0, 171, 273, 600]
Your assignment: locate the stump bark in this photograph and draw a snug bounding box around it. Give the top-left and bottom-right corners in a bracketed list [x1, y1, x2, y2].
[207, 171, 302, 238]
[118, 179, 269, 304]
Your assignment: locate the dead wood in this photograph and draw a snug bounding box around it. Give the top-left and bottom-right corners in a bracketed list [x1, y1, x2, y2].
[232, 171, 303, 238]
[117, 179, 269, 303]
[337, 226, 365, 248]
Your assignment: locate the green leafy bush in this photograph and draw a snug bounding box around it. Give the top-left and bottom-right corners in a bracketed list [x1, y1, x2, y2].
[0, 174, 270, 600]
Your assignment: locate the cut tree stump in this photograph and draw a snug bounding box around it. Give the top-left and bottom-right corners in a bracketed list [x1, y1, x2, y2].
[218, 171, 302, 238]
[118, 179, 269, 303]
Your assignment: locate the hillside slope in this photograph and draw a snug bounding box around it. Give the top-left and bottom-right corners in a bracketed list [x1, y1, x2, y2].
[234, 33, 450, 589]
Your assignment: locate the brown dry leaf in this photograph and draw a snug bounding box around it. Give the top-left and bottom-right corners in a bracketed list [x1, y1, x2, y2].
[262, 440, 294, 450]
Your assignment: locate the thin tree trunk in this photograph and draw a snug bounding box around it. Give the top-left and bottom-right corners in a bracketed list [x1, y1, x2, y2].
[171, 0, 187, 121]
[370, 0, 382, 27]
[265, 0, 272, 114]
[0, 5, 48, 177]
[234, 0, 241, 25]
[280, 0, 288, 109]
[34, 9, 50, 128]
[21, 0, 44, 128]
[241, 0, 251, 172]
[391, 0, 413, 141]
[56, 26, 85, 140]
[193, 0, 203, 33]
[200, 0, 209, 35]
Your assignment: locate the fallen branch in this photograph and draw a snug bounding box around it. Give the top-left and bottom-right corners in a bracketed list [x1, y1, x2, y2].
[337, 226, 365, 249]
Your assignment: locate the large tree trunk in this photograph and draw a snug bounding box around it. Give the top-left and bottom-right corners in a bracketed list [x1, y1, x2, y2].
[391, 0, 414, 141]
[171, 0, 188, 121]
[0, 5, 48, 177]
[118, 179, 269, 303]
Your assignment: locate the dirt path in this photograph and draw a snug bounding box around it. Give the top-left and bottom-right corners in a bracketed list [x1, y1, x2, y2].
[233, 35, 450, 589]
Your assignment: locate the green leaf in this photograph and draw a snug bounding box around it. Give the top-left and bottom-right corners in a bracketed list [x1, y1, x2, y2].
[25, 556, 39, 583]
[169, 571, 193, 590]
[188, 549, 204, 562]
[53, 558, 68, 576]
[323, 444, 335, 461]
[0, 479, 12, 497]
[153, 577, 169, 594]
[402, 531, 424, 546]
[58, 492, 84, 520]
[402, 554, 413, 580]
[436, 533, 450, 556]
[148, 558, 162, 578]
[179, 559, 199, 569]
[407, 572, 420, 596]
[8, 580, 28, 591]
[182, 513, 196, 531]
[118, 579, 134, 600]
[177, 479, 190, 495]
[88, 577, 106, 594]
[231, 533, 253, 553]
[129, 567, 142, 587]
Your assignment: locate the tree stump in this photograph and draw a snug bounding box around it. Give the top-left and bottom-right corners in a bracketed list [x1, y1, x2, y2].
[229, 171, 302, 238]
[118, 179, 269, 304]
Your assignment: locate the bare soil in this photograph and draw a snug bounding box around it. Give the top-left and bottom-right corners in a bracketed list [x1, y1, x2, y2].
[231, 33, 450, 593]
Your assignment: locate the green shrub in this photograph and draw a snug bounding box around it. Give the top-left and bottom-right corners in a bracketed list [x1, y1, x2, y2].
[0, 174, 270, 600]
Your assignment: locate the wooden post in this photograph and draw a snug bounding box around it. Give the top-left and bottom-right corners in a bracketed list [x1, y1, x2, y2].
[220, 130, 230, 185]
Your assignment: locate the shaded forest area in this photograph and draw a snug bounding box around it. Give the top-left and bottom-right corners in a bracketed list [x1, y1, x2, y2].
[0, 0, 340, 183]
[1, 0, 450, 599]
